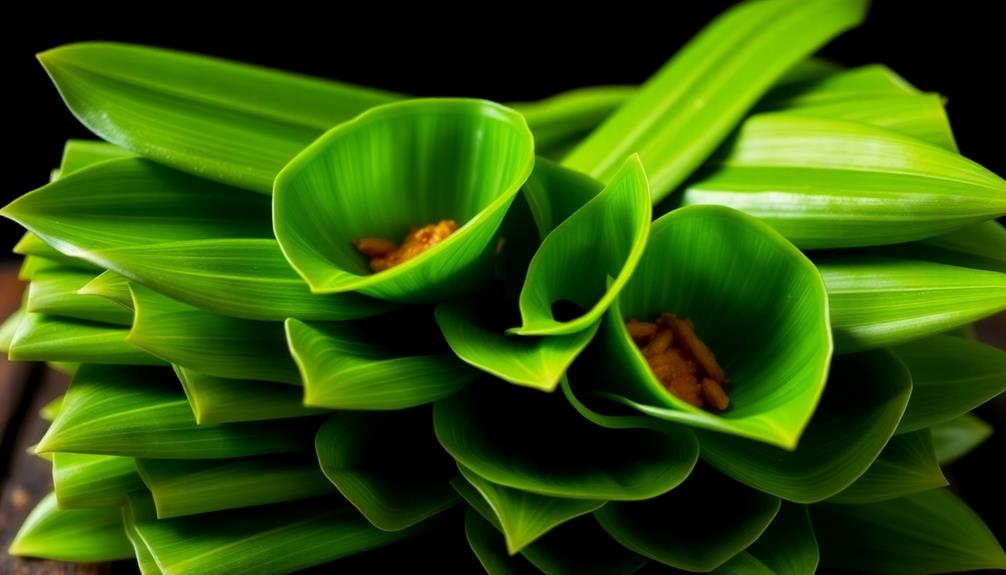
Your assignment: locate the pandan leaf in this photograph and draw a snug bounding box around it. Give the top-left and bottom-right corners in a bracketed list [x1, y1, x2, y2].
[315, 410, 458, 531]
[0, 307, 25, 353]
[123, 514, 162, 575]
[563, 0, 867, 202]
[760, 63, 918, 107]
[435, 294, 599, 392]
[58, 139, 136, 175]
[932, 413, 993, 464]
[39, 42, 398, 192]
[452, 463, 603, 554]
[892, 334, 1006, 432]
[521, 156, 603, 239]
[9, 313, 162, 365]
[826, 429, 947, 505]
[433, 383, 698, 501]
[585, 205, 831, 449]
[780, 94, 957, 150]
[128, 284, 300, 384]
[679, 115, 1006, 248]
[174, 366, 326, 425]
[135, 455, 336, 518]
[53, 452, 144, 508]
[464, 507, 647, 575]
[511, 155, 650, 336]
[91, 238, 393, 321]
[813, 489, 1006, 574]
[919, 219, 1006, 272]
[820, 257, 1006, 352]
[714, 504, 818, 575]
[595, 464, 781, 572]
[286, 317, 476, 409]
[8, 492, 133, 561]
[36, 364, 312, 458]
[274, 99, 535, 303]
[14, 232, 99, 270]
[464, 508, 540, 575]
[511, 85, 635, 154]
[699, 349, 912, 503]
[39, 394, 64, 421]
[79, 270, 134, 310]
[47, 361, 79, 375]
[124, 492, 421, 575]
[0, 158, 272, 259]
[26, 265, 133, 325]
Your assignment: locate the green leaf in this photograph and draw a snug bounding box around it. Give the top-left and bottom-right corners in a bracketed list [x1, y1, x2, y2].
[453, 463, 603, 554]
[585, 205, 831, 449]
[918, 219, 1006, 272]
[39, 394, 64, 421]
[128, 284, 300, 384]
[174, 366, 326, 425]
[59, 139, 136, 175]
[14, 232, 100, 270]
[123, 512, 163, 575]
[315, 410, 459, 531]
[91, 238, 394, 321]
[79, 269, 134, 310]
[679, 115, 1006, 248]
[821, 256, 1006, 352]
[699, 349, 912, 503]
[595, 464, 781, 572]
[0, 307, 25, 353]
[826, 429, 947, 505]
[1, 157, 273, 256]
[39, 42, 398, 193]
[287, 317, 476, 409]
[521, 156, 603, 239]
[511, 155, 650, 336]
[892, 334, 1006, 432]
[26, 265, 133, 325]
[760, 63, 918, 107]
[464, 508, 541, 575]
[563, 0, 867, 203]
[9, 313, 163, 365]
[464, 507, 647, 575]
[433, 382, 698, 501]
[512, 85, 634, 155]
[714, 504, 818, 575]
[274, 99, 535, 303]
[124, 492, 421, 575]
[8, 492, 133, 561]
[435, 293, 598, 393]
[135, 455, 336, 518]
[53, 452, 144, 508]
[813, 489, 1006, 574]
[932, 413, 993, 465]
[779, 94, 957, 151]
[36, 364, 311, 458]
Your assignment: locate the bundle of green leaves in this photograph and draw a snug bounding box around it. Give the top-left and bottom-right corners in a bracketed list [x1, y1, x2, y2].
[3, 0, 1005, 573]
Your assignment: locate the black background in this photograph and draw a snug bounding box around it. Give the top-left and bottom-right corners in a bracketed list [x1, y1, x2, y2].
[5, 0, 1005, 567]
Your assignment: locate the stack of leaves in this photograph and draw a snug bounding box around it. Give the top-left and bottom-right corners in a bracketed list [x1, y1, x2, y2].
[4, 1, 1006, 573]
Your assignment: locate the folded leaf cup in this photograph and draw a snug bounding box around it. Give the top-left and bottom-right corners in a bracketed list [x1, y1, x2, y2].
[274, 98, 536, 303]
[580, 205, 832, 449]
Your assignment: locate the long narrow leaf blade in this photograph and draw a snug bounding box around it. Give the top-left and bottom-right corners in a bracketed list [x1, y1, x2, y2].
[37, 364, 312, 458]
[563, 0, 868, 202]
[9, 492, 133, 561]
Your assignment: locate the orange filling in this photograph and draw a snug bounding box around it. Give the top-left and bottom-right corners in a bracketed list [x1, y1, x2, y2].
[627, 314, 730, 411]
[354, 220, 458, 273]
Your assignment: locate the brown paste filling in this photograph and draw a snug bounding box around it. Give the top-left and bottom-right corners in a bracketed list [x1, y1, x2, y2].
[354, 220, 458, 273]
[627, 314, 730, 411]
